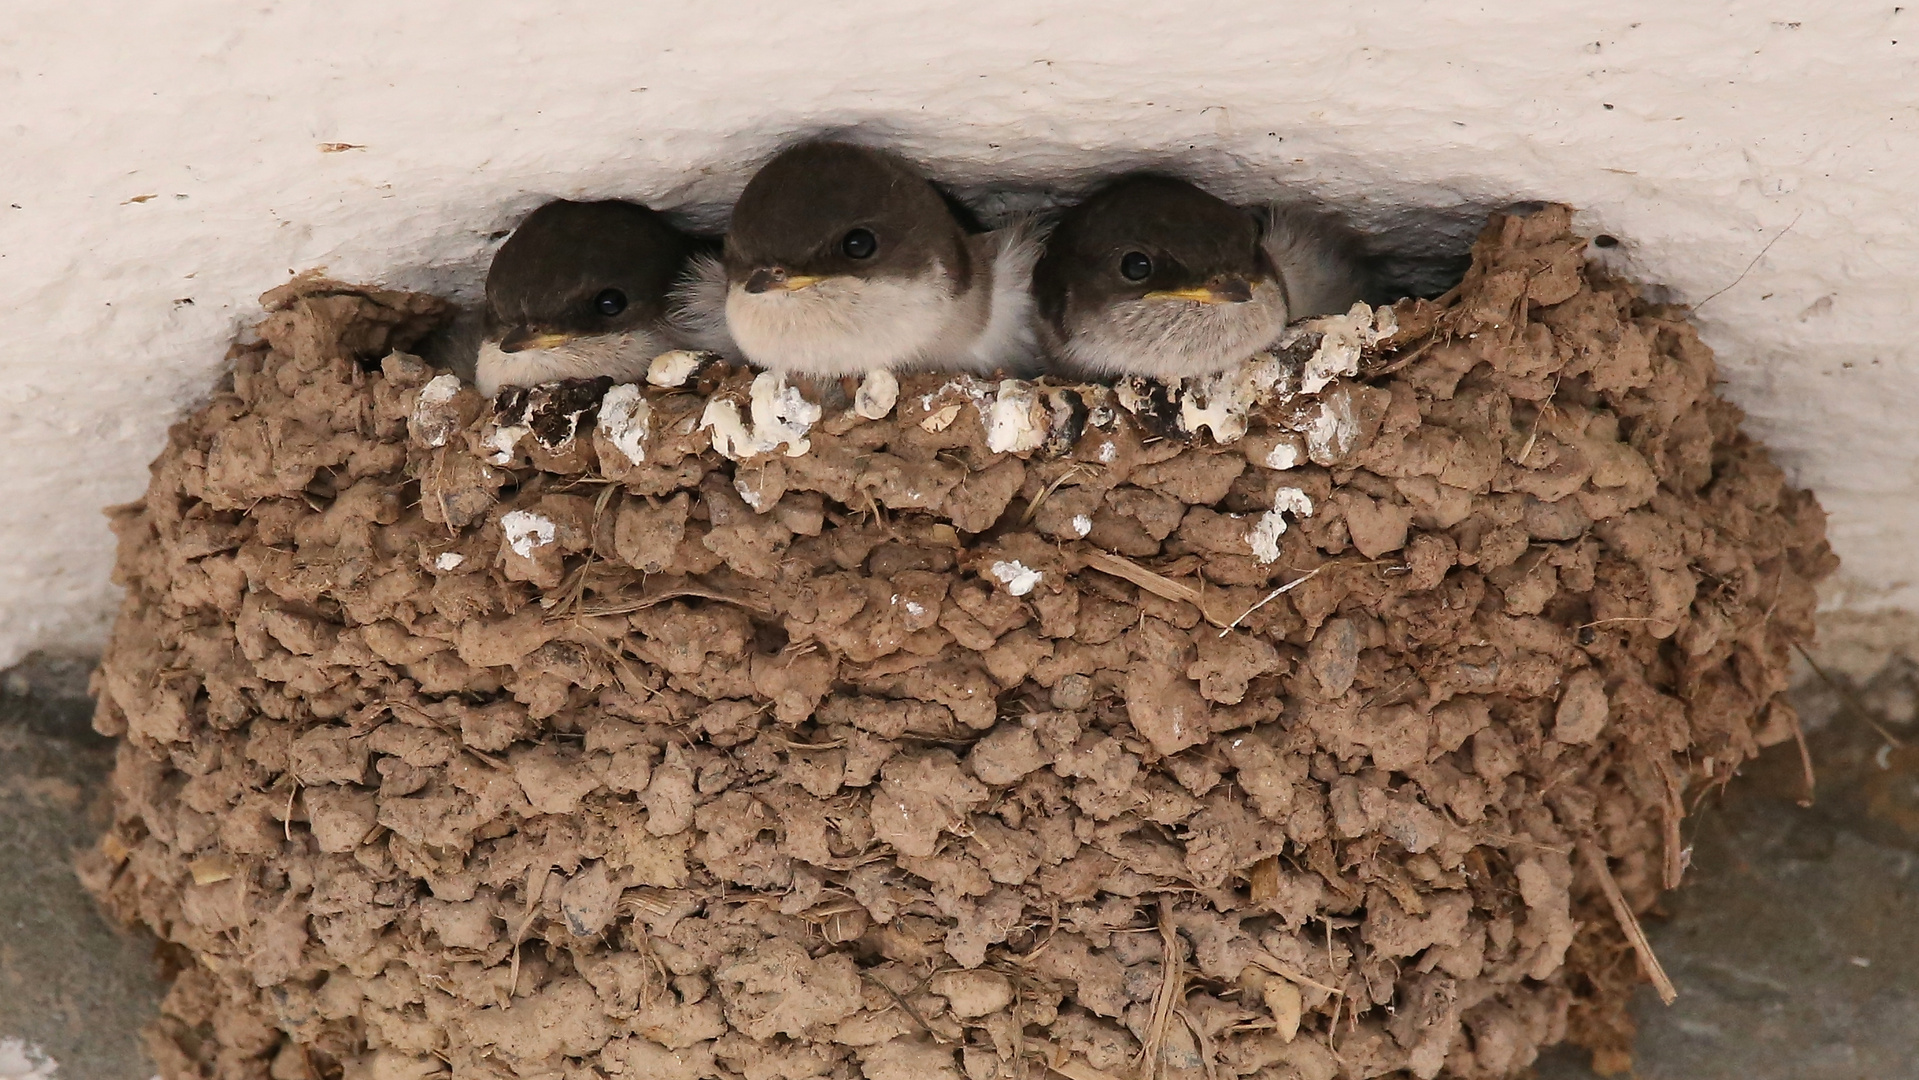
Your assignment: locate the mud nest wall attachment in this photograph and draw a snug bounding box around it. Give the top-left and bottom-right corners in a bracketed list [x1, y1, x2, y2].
[85, 206, 1833, 1080]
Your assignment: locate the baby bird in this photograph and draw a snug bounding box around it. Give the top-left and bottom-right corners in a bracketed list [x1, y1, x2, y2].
[707, 141, 1040, 379]
[1033, 174, 1372, 381]
[475, 199, 730, 398]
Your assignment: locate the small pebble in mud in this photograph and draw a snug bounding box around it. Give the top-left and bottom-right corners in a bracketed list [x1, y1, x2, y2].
[1051, 673, 1095, 710]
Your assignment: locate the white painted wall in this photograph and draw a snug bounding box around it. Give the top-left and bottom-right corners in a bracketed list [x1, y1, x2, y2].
[2, 1, 1915, 666]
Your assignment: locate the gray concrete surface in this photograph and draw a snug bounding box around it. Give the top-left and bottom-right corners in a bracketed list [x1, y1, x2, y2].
[0, 656, 163, 1080]
[1539, 656, 1919, 1078]
[2, 652, 1916, 1078]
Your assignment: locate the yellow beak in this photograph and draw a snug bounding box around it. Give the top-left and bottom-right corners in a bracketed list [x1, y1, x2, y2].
[777, 275, 823, 291]
[498, 327, 574, 353]
[743, 268, 826, 294]
[1144, 286, 1228, 304]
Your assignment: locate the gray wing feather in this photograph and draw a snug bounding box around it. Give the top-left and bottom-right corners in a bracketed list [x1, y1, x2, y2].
[968, 218, 1047, 376]
[667, 251, 740, 357]
[417, 304, 484, 383]
[1261, 205, 1374, 319]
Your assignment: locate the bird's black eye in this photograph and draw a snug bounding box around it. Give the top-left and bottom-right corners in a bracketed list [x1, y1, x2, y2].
[594, 289, 627, 317]
[1120, 251, 1153, 282]
[841, 228, 877, 260]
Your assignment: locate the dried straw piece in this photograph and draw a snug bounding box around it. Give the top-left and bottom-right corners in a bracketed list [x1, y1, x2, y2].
[1221, 564, 1329, 633]
[861, 969, 950, 1044]
[187, 855, 237, 885]
[1081, 548, 1229, 628]
[1578, 840, 1677, 1006]
[1247, 951, 1343, 998]
[507, 866, 552, 999]
[1656, 757, 1686, 891]
[1136, 896, 1186, 1080]
[1796, 642, 1904, 749]
[1785, 703, 1817, 808]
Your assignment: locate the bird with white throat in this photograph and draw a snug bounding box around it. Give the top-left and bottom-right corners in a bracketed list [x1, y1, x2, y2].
[1033, 174, 1373, 382]
[473, 199, 732, 399]
[700, 141, 1041, 380]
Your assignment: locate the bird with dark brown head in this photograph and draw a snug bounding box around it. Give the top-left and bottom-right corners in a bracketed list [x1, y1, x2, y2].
[475, 199, 730, 398]
[708, 141, 1040, 378]
[1034, 174, 1371, 381]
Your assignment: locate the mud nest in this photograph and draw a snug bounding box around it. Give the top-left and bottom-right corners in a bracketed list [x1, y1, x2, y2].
[85, 206, 1833, 1080]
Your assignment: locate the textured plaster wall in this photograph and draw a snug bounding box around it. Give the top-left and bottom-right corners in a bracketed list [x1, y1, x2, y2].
[2, 1, 1915, 666]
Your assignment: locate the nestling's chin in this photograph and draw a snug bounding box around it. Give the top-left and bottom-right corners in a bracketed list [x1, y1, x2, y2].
[1058, 286, 1288, 381]
[724, 277, 960, 378]
[473, 333, 660, 397]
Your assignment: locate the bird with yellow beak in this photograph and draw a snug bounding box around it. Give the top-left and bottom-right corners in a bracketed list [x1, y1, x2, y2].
[1034, 174, 1373, 381]
[704, 141, 1041, 379]
[473, 199, 732, 399]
